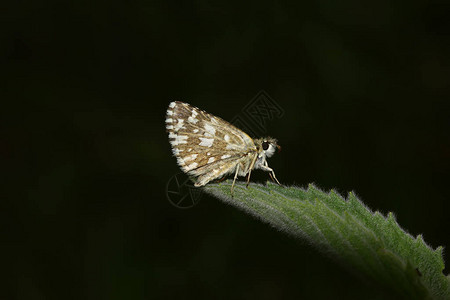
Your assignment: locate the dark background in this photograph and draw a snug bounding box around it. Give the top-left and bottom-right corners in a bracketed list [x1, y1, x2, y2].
[2, 0, 450, 299]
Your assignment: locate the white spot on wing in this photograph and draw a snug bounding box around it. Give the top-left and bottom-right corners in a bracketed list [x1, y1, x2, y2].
[188, 116, 198, 124]
[175, 119, 185, 130]
[167, 110, 173, 116]
[169, 102, 176, 108]
[171, 135, 187, 146]
[176, 135, 188, 144]
[193, 129, 199, 133]
[221, 154, 231, 159]
[186, 162, 198, 170]
[204, 124, 216, 136]
[184, 154, 198, 162]
[207, 157, 215, 164]
[199, 137, 214, 147]
[166, 118, 173, 123]
[224, 134, 230, 142]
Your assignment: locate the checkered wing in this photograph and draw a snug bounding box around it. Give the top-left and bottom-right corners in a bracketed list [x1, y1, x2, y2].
[166, 101, 256, 186]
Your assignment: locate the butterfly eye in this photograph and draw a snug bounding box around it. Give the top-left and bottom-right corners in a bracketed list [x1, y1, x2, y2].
[262, 141, 269, 150]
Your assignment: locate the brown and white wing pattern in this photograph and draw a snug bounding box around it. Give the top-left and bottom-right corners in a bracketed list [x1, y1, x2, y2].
[165, 101, 257, 186]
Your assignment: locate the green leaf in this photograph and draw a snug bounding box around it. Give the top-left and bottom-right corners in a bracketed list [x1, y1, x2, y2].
[202, 181, 450, 299]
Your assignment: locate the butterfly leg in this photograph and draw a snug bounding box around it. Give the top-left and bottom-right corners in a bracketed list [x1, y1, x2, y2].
[269, 171, 282, 185]
[262, 161, 282, 186]
[246, 154, 258, 188]
[268, 172, 275, 182]
[231, 164, 240, 196]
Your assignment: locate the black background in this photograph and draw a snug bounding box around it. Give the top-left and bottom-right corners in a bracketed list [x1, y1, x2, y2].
[2, 0, 450, 299]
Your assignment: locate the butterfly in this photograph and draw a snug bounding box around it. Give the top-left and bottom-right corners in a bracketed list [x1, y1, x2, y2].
[166, 101, 281, 194]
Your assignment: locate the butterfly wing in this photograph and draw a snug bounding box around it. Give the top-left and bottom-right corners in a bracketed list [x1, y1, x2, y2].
[166, 101, 257, 184]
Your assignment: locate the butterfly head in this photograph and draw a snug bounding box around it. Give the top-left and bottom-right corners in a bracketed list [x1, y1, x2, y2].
[257, 137, 280, 158]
